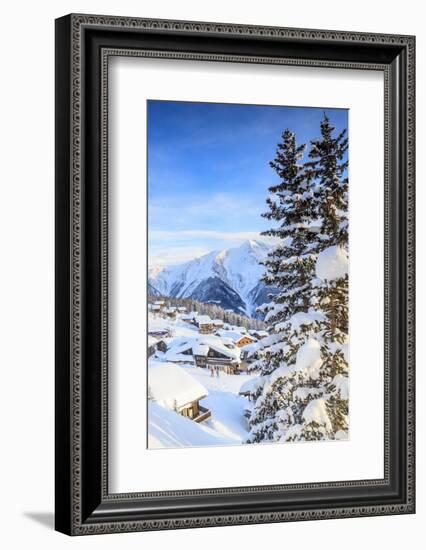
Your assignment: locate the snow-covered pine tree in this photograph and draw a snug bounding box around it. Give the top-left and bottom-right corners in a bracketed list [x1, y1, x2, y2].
[247, 129, 325, 443]
[303, 114, 349, 439]
[260, 130, 317, 332]
[247, 116, 350, 444]
[307, 114, 348, 250]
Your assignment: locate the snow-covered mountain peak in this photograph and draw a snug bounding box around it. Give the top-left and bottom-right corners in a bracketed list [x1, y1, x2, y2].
[149, 239, 277, 317]
[241, 238, 265, 250]
[235, 239, 272, 258]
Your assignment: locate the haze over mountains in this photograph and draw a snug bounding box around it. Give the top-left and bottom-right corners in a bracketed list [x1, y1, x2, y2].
[148, 240, 278, 318]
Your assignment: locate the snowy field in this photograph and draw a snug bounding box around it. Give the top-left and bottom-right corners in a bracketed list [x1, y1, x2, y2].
[148, 359, 257, 449]
[147, 311, 259, 449]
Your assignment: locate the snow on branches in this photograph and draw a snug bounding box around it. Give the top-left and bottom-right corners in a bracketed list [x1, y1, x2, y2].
[247, 115, 349, 444]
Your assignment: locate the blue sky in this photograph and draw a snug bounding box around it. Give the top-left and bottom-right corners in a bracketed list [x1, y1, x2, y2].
[148, 100, 348, 266]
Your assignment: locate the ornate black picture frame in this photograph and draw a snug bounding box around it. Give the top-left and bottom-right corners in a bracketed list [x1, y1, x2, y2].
[55, 14, 415, 535]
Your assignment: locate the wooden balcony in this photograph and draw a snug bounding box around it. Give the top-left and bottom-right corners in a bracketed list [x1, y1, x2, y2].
[194, 405, 211, 423]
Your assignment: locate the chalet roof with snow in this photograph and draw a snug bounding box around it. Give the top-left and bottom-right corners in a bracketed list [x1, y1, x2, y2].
[159, 333, 241, 363]
[148, 362, 208, 410]
[249, 329, 269, 338]
[168, 340, 192, 354]
[240, 342, 259, 356]
[179, 312, 194, 319]
[216, 329, 255, 345]
[237, 334, 256, 344]
[163, 341, 195, 363]
[197, 315, 213, 325]
[197, 336, 241, 361]
[192, 343, 209, 357]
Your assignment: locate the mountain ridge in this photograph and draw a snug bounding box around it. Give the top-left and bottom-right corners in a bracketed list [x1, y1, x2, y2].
[148, 240, 277, 318]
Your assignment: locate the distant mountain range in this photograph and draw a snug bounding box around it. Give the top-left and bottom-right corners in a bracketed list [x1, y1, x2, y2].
[148, 240, 278, 318]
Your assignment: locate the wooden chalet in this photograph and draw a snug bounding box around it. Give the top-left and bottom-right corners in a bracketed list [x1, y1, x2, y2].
[148, 363, 211, 423]
[180, 313, 193, 323]
[181, 312, 199, 325]
[148, 328, 170, 339]
[148, 335, 168, 357]
[197, 315, 215, 334]
[164, 341, 195, 364]
[164, 306, 177, 319]
[235, 334, 257, 348]
[217, 329, 257, 348]
[193, 341, 241, 375]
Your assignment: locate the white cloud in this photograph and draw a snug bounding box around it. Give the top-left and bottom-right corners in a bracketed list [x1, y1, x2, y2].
[148, 232, 278, 267]
[148, 193, 279, 267]
[150, 230, 275, 242]
[149, 246, 210, 267]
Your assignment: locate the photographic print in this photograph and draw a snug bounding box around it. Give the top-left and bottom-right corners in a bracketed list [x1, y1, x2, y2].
[147, 100, 349, 449]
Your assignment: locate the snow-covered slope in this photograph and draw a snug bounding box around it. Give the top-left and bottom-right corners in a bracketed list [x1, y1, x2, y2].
[149, 240, 277, 317]
[148, 402, 232, 448]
